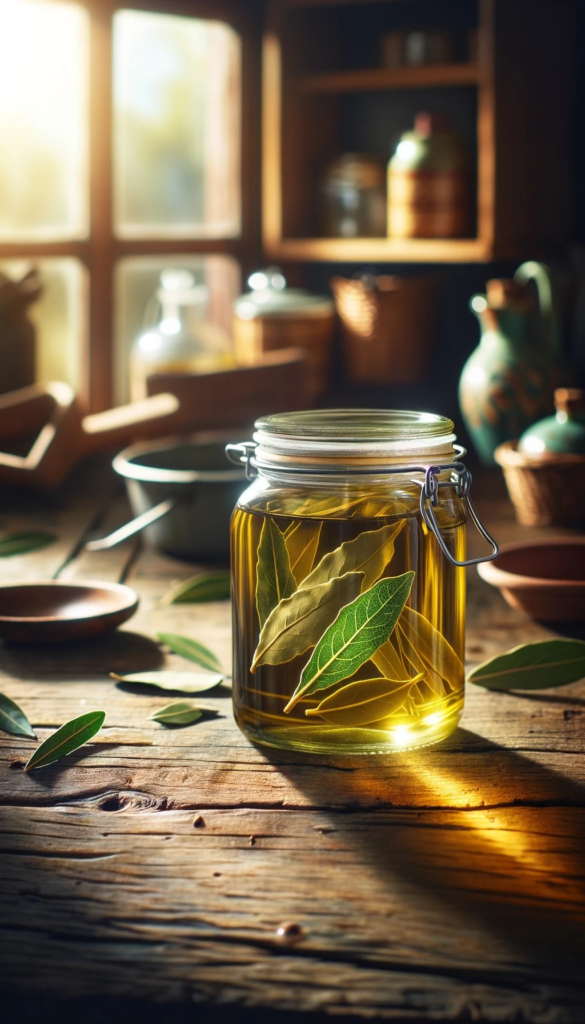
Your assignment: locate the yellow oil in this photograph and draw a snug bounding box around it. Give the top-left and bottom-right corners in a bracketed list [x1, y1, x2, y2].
[231, 492, 465, 755]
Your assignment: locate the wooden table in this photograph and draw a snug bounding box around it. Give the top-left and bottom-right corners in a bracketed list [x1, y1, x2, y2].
[1, 469, 584, 1024]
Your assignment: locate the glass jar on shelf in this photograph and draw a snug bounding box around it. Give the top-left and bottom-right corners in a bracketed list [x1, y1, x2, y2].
[130, 268, 234, 401]
[321, 154, 387, 238]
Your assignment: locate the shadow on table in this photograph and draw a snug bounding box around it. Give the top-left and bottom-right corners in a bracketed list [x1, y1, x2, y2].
[268, 725, 585, 989]
[0, 629, 164, 681]
[3, 995, 371, 1024]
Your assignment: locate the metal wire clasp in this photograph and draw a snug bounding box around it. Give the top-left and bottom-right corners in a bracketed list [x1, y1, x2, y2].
[419, 465, 499, 568]
[225, 442, 258, 479]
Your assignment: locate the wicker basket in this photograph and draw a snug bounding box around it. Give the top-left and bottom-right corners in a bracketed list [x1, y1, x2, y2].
[495, 440, 585, 528]
[330, 275, 437, 385]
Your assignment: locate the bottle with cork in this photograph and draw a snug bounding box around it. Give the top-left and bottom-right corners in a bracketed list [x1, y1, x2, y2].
[387, 112, 471, 239]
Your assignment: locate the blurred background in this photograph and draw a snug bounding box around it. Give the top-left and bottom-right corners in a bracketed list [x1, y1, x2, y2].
[0, 0, 583, 478]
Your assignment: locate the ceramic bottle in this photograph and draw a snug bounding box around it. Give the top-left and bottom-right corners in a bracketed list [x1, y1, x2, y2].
[459, 262, 561, 466]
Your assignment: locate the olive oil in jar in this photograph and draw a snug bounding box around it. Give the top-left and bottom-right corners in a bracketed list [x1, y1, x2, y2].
[231, 497, 465, 755]
[228, 409, 496, 756]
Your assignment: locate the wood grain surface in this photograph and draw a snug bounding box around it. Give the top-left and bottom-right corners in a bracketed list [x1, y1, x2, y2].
[1, 470, 584, 1023]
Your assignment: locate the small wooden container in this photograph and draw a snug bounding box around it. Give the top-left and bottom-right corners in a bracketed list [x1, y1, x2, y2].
[331, 274, 437, 385]
[495, 439, 585, 528]
[234, 270, 335, 400]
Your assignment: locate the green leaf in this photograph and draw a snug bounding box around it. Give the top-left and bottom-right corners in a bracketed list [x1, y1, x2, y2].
[300, 521, 404, 593]
[0, 531, 57, 557]
[156, 633, 222, 672]
[256, 518, 296, 627]
[468, 638, 585, 691]
[251, 571, 364, 671]
[149, 701, 204, 725]
[0, 691, 36, 738]
[160, 571, 230, 605]
[111, 670, 223, 693]
[284, 520, 322, 586]
[285, 572, 415, 713]
[306, 674, 422, 727]
[24, 711, 105, 772]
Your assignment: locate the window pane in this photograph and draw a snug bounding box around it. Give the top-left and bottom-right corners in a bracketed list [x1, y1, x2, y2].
[0, 1, 89, 241]
[114, 256, 240, 404]
[114, 11, 241, 239]
[0, 259, 87, 392]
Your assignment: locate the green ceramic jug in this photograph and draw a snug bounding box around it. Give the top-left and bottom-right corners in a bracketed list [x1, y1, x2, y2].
[519, 389, 585, 456]
[459, 261, 561, 466]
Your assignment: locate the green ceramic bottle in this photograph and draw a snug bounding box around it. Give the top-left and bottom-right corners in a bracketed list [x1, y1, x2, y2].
[519, 389, 585, 456]
[459, 263, 561, 466]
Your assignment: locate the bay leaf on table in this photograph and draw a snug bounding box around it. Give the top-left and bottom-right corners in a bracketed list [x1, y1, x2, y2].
[149, 701, 205, 726]
[256, 518, 296, 628]
[284, 520, 322, 586]
[0, 691, 36, 738]
[24, 710, 106, 771]
[111, 670, 223, 693]
[0, 531, 57, 557]
[299, 521, 404, 593]
[251, 570, 364, 672]
[160, 571, 230, 605]
[306, 674, 423, 727]
[285, 571, 415, 713]
[468, 638, 585, 691]
[156, 633, 222, 672]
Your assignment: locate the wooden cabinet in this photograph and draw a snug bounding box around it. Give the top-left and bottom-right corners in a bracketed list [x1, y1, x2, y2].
[262, 0, 574, 263]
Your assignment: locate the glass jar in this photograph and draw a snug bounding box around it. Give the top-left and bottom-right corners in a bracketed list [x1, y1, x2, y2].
[227, 410, 498, 756]
[130, 269, 234, 401]
[321, 154, 387, 238]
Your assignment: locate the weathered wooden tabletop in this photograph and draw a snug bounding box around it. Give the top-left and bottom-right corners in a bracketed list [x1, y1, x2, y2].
[1, 468, 584, 1024]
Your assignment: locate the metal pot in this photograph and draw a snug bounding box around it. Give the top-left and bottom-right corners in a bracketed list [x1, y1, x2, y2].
[87, 433, 246, 560]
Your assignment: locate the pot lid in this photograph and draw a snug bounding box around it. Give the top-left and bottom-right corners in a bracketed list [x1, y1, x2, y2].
[234, 267, 334, 320]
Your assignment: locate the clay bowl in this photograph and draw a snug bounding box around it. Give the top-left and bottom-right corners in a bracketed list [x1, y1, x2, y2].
[0, 580, 139, 643]
[477, 539, 585, 622]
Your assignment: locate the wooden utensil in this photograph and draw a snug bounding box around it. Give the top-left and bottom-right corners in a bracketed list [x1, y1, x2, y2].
[0, 349, 308, 490]
[0, 580, 139, 643]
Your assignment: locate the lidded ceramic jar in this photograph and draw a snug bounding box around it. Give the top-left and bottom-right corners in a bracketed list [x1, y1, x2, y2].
[227, 409, 498, 756]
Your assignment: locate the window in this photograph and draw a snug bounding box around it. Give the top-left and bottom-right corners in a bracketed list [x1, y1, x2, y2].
[0, 0, 256, 409]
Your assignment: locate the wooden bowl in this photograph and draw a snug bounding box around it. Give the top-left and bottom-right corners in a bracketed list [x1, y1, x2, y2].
[477, 540, 585, 621]
[0, 581, 139, 643]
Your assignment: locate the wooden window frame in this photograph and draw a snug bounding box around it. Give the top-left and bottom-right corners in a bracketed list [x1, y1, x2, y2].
[0, 0, 260, 411]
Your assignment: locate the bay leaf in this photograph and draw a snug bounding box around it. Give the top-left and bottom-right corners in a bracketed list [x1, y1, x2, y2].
[111, 670, 223, 693]
[256, 518, 296, 627]
[284, 520, 322, 585]
[399, 607, 463, 689]
[251, 571, 364, 671]
[149, 701, 204, 725]
[0, 691, 36, 738]
[306, 674, 423, 726]
[468, 638, 585, 691]
[156, 633, 222, 672]
[160, 571, 230, 605]
[396, 624, 446, 697]
[24, 711, 106, 772]
[285, 571, 415, 712]
[0, 531, 57, 557]
[300, 521, 404, 593]
[371, 636, 415, 682]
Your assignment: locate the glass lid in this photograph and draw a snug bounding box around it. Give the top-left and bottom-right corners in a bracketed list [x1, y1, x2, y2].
[253, 409, 457, 464]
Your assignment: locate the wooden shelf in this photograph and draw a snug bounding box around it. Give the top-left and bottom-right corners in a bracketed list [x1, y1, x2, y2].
[263, 236, 491, 263]
[297, 62, 480, 94]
